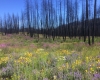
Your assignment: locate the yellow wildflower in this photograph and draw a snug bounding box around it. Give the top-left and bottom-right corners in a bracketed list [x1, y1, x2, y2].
[53, 75, 57, 80]
[25, 52, 32, 57]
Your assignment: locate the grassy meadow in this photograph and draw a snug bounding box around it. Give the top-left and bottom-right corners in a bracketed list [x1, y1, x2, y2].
[0, 34, 100, 80]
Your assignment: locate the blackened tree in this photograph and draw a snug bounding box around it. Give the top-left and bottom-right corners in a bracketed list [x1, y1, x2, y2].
[0, 18, 3, 35]
[92, 0, 97, 44]
[3, 14, 7, 35]
[21, 11, 25, 35]
[86, 0, 91, 45]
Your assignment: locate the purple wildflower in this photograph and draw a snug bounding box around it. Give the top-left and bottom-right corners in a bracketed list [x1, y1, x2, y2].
[74, 71, 82, 80]
[93, 73, 100, 80]
[43, 78, 48, 80]
[0, 43, 7, 48]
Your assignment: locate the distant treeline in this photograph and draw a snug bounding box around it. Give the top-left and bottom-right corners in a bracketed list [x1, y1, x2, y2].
[0, 0, 99, 45]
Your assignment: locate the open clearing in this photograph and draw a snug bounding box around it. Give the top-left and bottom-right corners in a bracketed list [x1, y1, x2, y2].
[0, 34, 100, 80]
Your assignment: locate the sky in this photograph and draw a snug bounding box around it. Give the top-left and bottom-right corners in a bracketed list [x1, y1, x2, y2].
[0, 0, 24, 18]
[0, 0, 100, 20]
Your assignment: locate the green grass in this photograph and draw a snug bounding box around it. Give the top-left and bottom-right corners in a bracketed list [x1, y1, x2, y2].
[0, 34, 100, 80]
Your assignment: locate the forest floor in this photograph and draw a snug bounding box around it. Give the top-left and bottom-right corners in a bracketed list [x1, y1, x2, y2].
[0, 34, 100, 80]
